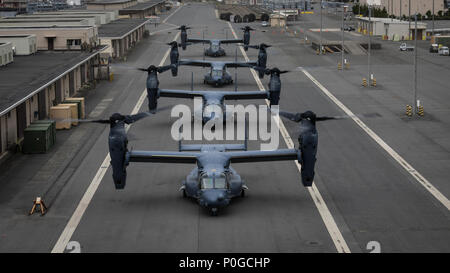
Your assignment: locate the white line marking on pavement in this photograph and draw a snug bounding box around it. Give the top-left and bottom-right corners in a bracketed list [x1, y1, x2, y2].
[227, 22, 351, 253]
[51, 31, 181, 254]
[300, 68, 450, 211]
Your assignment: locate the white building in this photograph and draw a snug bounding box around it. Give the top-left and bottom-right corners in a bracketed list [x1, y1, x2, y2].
[0, 34, 37, 55]
[356, 17, 427, 40]
[0, 42, 13, 66]
[360, 0, 447, 17]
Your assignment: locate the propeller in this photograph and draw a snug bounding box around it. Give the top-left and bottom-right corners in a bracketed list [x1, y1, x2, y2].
[278, 111, 381, 123]
[137, 64, 175, 73]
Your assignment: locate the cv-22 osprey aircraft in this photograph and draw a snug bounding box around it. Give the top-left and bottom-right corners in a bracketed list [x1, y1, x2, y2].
[176, 59, 258, 87]
[152, 66, 288, 123]
[137, 63, 288, 115]
[167, 41, 268, 82]
[101, 112, 322, 215]
[177, 25, 253, 56]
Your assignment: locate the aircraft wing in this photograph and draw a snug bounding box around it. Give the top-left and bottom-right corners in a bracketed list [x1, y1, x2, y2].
[187, 38, 210, 44]
[128, 150, 198, 164]
[178, 59, 212, 67]
[221, 91, 268, 100]
[159, 89, 205, 99]
[224, 61, 258, 68]
[227, 149, 300, 163]
[220, 39, 244, 44]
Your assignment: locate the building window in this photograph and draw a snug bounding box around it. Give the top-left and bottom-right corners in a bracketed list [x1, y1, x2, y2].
[67, 39, 82, 46]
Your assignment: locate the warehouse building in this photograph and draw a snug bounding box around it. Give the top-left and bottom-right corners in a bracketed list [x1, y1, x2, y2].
[87, 0, 138, 11]
[0, 34, 37, 55]
[119, 0, 166, 19]
[98, 18, 149, 59]
[34, 10, 119, 24]
[0, 41, 13, 66]
[0, 25, 98, 50]
[0, 18, 93, 27]
[0, 46, 108, 159]
[360, 0, 447, 17]
[356, 17, 427, 40]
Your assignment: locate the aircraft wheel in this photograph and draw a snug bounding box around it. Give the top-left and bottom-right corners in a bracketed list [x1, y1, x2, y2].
[241, 189, 246, 197]
[210, 208, 218, 216]
[182, 189, 187, 198]
[230, 80, 233, 84]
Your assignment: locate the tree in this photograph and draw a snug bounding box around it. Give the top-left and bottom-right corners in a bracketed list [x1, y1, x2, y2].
[426, 10, 432, 19]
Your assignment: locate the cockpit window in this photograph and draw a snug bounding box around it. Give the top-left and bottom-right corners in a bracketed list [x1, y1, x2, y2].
[200, 175, 227, 189]
[211, 44, 219, 51]
[214, 177, 227, 189]
[211, 69, 223, 77]
[201, 178, 214, 189]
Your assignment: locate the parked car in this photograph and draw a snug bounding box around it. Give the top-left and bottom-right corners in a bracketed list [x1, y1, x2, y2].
[399, 43, 414, 51]
[345, 26, 355, 31]
[438, 46, 449, 56]
[429, 44, 439, 53]
[261, 21, 269, 27]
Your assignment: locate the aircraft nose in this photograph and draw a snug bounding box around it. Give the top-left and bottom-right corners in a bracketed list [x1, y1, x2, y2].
[200, 190, 228, 208]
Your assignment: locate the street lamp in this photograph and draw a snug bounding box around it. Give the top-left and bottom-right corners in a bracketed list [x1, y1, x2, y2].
[320, 0, 323, 54]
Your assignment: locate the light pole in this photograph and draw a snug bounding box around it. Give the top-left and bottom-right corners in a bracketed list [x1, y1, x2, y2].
[320, 0, 323, 54]
[413, 13, 418, 115]
[409, 0, 411, 39]
[432, 0, 435, 36]
[367, 5, 371, 87]
[341, 5, 345, 69]
[400, 0, 402, 20]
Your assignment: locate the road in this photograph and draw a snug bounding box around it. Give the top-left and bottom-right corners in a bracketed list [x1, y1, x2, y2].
[0, 3, 448, 253]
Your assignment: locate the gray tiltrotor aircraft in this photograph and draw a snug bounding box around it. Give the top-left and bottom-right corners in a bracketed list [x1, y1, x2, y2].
[155, 89, 274, 123]
[105, 114, 321, 215]
[178, 24, 252, 56]
[177, 59, 257, 87]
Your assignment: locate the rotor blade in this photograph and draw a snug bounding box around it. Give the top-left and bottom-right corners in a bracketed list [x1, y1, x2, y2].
[316, 113, 382, 121]
[278, 111, 302, 122]
[129, 112, 152, 123]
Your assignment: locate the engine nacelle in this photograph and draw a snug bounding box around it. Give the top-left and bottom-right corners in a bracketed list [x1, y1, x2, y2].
[109, 133, 128, 189]
[169, 48, 179, 76]
[180, 31, 187, 50]
[147, 87, 158, 113]
[268, 88, 280, 107]
[298, 131, 317, 187]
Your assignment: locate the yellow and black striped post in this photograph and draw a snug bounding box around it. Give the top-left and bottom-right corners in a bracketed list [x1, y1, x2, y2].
[362, 78, 367, 87]
[418, 106, 424, 116]
[371, 77, 377, 87]
[406, 105, 413, 116]
[345, 61, 350, 69]
[338, 62, 342, 70]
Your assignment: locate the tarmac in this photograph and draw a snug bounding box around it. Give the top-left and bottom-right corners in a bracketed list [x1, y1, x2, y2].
[0, 2, 448, 253]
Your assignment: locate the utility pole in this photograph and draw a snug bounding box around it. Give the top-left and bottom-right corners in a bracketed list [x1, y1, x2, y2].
[367, 5, 371, 87]
[409, 0, 411, 39]
[400, 0, 402, 20]
[320, 0, 323, 54]
[432, 0, 435, 36]
[413, 13, 418, 115]
[341, 4, 345, 69]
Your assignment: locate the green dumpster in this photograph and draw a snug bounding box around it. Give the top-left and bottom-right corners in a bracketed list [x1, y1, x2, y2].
[30, 120, 56, 147]
[22, 124, 52, 154]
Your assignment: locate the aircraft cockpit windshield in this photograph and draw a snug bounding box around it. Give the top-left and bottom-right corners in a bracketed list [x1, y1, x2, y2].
[211, 69, 223, 77]
[200, 174, 227, 189]
[211, 43, 220, 51]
